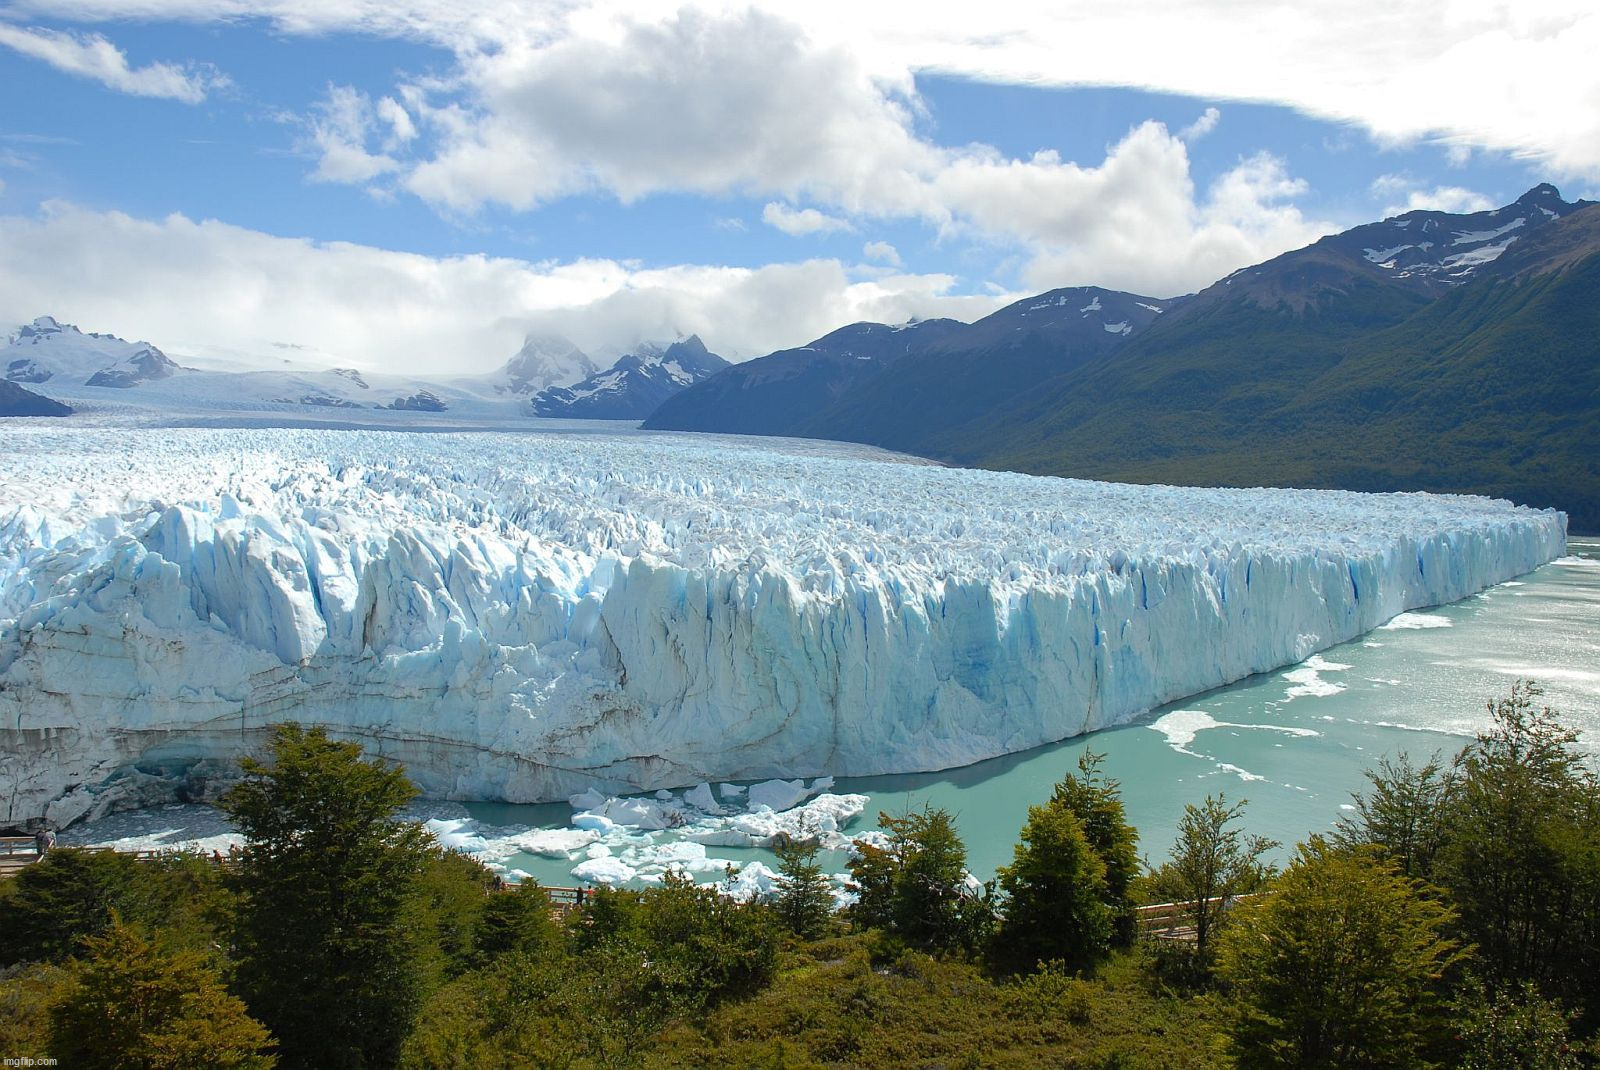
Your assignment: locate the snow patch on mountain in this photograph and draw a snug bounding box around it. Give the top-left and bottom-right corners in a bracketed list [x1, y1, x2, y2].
[1452, 218, 1526, 246]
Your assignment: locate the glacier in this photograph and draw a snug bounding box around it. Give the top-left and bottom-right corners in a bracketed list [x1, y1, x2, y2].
[0, 424, 1566, 829]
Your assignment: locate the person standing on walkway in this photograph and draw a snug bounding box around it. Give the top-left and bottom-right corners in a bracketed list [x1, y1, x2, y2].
[34, 826, 55, 855]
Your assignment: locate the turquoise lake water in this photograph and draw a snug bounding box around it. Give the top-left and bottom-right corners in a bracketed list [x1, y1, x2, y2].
[454, 538, 1600, 886]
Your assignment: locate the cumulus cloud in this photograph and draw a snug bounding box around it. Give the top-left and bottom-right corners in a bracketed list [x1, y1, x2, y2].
[0, 22, 225, 102]
[0, 203, 1018, 372]
[927, 126, 1331, 296]
[762, 202, 854, 236]
[862, 240, 901, 265]
[1372, 174, 1496, 217]
[302, 85, 402, 184]
[1180, 106, 1221, 142]
[12, 1, 1582, 342]
[311, 9, 1328, 295]
[15, 1, 1600, 180]
[401, 9, 933, 215]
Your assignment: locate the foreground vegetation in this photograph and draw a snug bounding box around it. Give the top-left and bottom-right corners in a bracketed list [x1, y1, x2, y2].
[2, 682, 1597, 1068]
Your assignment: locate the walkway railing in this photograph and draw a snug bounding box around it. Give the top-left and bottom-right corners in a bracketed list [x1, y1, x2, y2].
[1135, 894, 1260, 942]
[0, 843, 596, 911]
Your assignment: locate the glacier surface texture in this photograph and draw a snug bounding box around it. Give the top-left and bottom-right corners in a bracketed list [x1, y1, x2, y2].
[0, 426, 1566, 827]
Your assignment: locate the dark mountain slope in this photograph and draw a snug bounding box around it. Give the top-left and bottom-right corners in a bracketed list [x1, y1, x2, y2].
[977, 201, 1600, 530]
[937, 261, 1433, 468]
[0, 379, 72, 416]
[795, 288, 1172, 455]
[643, 319, 966, 436]
[643, 287, 1168, 441]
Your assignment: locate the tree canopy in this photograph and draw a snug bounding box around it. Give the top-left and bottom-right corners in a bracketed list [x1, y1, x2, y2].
[1217, 839, 1465, 1069]
[220, 723, 432, 1070]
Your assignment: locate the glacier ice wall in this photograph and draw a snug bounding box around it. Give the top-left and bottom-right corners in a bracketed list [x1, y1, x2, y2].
[0, 426, 1566, 827]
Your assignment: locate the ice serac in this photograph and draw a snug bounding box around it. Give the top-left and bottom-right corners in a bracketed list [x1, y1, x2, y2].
[0, 427, 1567, 828]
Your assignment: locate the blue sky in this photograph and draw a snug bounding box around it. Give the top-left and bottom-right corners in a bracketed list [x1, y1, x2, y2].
[0, 2, 1595, 373]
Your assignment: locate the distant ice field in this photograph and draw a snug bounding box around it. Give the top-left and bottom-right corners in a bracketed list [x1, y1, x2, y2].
[0, 423, 1566, 828]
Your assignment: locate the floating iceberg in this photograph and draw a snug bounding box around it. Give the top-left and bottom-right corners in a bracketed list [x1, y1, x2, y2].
[0, 425, 1566, 827]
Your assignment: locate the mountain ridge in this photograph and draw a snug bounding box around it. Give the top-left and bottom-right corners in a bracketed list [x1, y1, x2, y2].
[644, 184, 1599, 530]
[530, 335, 730, 420]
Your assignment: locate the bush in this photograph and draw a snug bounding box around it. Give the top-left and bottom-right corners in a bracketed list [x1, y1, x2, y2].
[48, 916, 275, 1069]
[1216, 839, 1464, 1068]
[0, 849, 146, 966]
[473, 880, 560, 964]
[630, 874, 779, 1009]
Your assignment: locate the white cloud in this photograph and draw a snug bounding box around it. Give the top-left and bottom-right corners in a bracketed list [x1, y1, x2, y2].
[0, 21, 224, 102]
[303, 85, 400, 184]
[1180, 106, 1220, 142]
[0, 203, 1019, 371]
[762, 202, 854, 236]
[375, 95, 417, 145]
[862, 240, 901, 265]
[926, 126, 1332, 296]
[400, 9, 934, 215]
[15, 1, 1600, 180]
[1372, 175, 1495, 217]
[308, 10, 1328, 295]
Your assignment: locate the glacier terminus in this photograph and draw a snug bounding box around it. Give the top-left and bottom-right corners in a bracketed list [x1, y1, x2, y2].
[0, 425, 1566, 829]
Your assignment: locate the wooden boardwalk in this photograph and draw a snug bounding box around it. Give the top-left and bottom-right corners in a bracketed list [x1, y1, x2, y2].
[0, 838, 593, 914]
[1135, 894, 1258, 943]
[0, 836, 211, 879]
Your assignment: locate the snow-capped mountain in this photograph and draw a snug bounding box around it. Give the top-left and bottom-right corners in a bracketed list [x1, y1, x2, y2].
[530, 336, 730, 419]
[4, 315, 540, 416]
[489, 333, 600, 395]
[1255, 183, 1592, 298]
[5, 316, 183, 389]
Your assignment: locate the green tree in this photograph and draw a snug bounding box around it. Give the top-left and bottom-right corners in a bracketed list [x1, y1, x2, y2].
[0, 848, 146, 965]
[1216, 840, 1465, 1069]
[630, 873, 778, 1009]
[996, 798, 1111, 972]
[1334, 752, 1458, 881]
[220, 723, 432, 1070]
[409, 847, 500, 982]
[1454, 979, 1588, 1070]
[1434, 681, 1600, 1009]
[473, 881, 560, 964]
[0, 962, 74, 1057]
[772, 832, 835, 940]
[1148, 794, 1276, 960]
[1048, 749, 1141, 945]
[48, 916, 276, 1069]
[848, 807, 989, 953]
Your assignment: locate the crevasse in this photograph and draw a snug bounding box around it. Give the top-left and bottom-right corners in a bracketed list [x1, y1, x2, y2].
[0, 426, 1566, 827]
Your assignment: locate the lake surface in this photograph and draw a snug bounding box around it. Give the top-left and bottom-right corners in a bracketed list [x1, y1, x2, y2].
[71, 538, 1599, 888]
